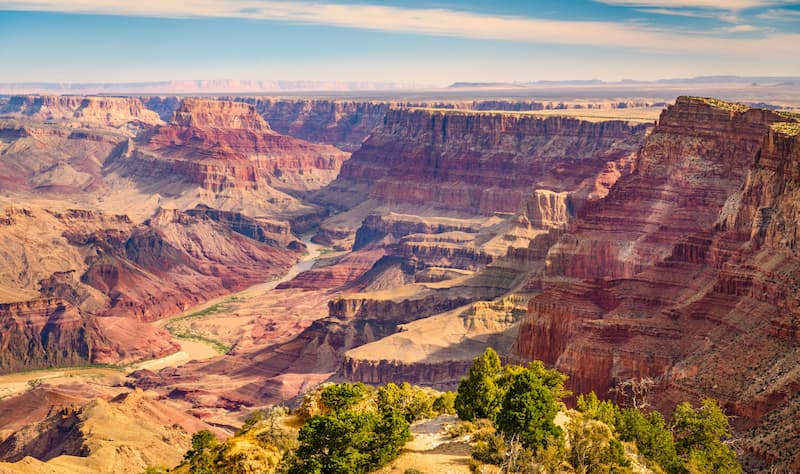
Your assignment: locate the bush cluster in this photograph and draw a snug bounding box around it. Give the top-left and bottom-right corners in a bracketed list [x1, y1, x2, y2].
[456, 348, 741, 474]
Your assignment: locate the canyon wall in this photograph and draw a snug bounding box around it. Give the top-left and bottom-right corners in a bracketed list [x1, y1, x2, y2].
[0, 299, 104, 373]
[318, 108, 649, 214]
[226, 98, 663, 152]
[513, 97, 800, 468]
[1, 95, 162, 129]
[131, 98, 350, 193]
[234, 98, 390, 152]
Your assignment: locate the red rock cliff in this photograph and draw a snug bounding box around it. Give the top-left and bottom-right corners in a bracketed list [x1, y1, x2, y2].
[1, 95, 162, 128]
[133, 98, 350, 192]
[513, 97, 800, 468]
[0, 299, 106, 374]
[234, 98, 390, 152]
[322, 108, 649, 214]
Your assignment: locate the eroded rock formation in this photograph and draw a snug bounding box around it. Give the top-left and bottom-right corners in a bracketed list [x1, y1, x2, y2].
[0, 299, 104, 374]
[513, 97, 800, 469]
[1, 95, 162, 129]
[234, 98, 391, 152]
[130, 98, 350, 193]
[316, 108, 647, 214]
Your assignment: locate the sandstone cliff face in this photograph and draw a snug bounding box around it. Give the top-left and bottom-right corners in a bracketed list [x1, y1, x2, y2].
[320, 108, 648, 215]
[0, 389, 217, 472]
[84, 207, 296, 321]
[0, 299, 106, 374]
[513, 98, 800, 468]
[172, 98, 273, 132]
[0, 120, 128, 194]
[235, 98, 390, 152]
[545, 97, 785, 280]
[132, 98, 350, 193]
[521, 190, 571, 229]
[230, 98, 662, 153]
[353, 213, 485, 251]
[185, 204, 296, 247]
[1, 95, 162, 129]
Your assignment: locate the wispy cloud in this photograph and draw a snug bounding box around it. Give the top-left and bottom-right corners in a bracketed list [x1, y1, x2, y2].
[596, 0, 796, 11]
[595, 0, 795, 11]
[0, 0, 796, 58]
[756, 8, 800, 21]
[633, 7, 739, 23]
[722, 24, 760, 32]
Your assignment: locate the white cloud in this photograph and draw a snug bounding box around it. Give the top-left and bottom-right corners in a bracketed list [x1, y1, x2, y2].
[756, 8, 800, 21]
[723, 24, 760, 32]
[0, 0, 796, 59]
[634, 7, 740, 22]
[595, 0, 795, 11]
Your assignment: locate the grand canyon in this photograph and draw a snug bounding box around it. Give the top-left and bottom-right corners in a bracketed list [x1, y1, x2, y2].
[1, 1, 800, 473]
[0, 89, 796, 472]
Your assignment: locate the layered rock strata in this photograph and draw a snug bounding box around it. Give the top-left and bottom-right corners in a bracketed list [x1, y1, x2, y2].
[234, 98, 390, 152]
[317, 108, 648, 214]
[0, 299, 105, 374]
[513, 97, 800, 469]
[1, 95, 162, 129]
[128, 98, 350, 193]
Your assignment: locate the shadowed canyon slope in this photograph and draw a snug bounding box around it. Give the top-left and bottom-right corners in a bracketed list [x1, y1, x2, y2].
[319, 108, 648, 214]
[513, 98, 800, 468]
[125, 98, 350, 195]
[1, 94, 799, 472]
[133, 105, 653, 426]
[0, 96, 346, 373]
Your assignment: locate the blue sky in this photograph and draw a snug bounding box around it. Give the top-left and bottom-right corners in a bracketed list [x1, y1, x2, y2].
[0, 0, 798, 84]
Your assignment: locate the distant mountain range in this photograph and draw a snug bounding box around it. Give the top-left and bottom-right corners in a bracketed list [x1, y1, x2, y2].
[449, 76, 800, 88]
[0, 79, 431, 95]
[2, 76, 797, 95]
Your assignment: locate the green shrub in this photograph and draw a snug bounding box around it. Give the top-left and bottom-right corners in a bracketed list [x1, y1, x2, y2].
[455, 348, 503, 421]
[446, 420, 476, 438]
[432, 391, 457, 415]
[495, 370, 561, 453]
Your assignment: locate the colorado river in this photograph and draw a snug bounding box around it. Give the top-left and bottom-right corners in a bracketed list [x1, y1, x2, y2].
[153, 233, 325, 364]
[0, 234, 326, 399]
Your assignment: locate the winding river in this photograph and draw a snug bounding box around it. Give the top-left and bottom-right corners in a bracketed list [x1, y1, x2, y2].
[0, 234, 325, 398]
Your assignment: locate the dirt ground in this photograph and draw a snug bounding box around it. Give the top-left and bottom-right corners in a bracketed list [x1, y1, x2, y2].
[374, 415, 473, 474]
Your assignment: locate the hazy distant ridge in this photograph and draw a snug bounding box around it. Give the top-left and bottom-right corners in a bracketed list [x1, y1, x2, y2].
[449, 75, 800, 88]
[0, 79, 430, 94]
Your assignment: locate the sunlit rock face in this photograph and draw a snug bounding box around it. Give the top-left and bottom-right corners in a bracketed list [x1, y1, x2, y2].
[514, 97, 800, 467]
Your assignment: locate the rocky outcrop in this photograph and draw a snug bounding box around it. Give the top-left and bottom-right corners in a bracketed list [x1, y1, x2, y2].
[0, 389, 218, 473]
[328, 290, 475, 324]
[521, 190, 571, 229]
[129, 98, 350, 193]
[353, 213, 485, 250]
[0, 299, 105, 374]
[341, 295, 529, 387]
[234, 98, 390, 152]
[185, 204, 296, 247]
[171, 98, 272, 131]
[318, 108, 649, 215]
[513, 97, 800, 468]
[0, 95, 162, 128]
[397, 234, 494, 271]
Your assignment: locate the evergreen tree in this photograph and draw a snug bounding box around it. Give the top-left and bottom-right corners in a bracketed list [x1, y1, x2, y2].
[455, 347, 503, 421]
[494, 369, 562, 452]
